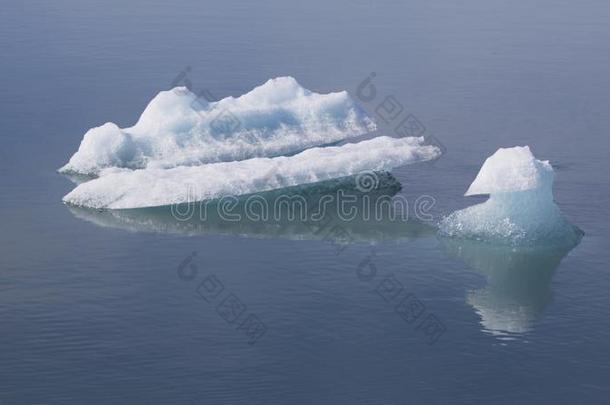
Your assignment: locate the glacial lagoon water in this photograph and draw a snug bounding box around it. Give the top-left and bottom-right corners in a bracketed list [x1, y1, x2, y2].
[2, 0, 610, 403]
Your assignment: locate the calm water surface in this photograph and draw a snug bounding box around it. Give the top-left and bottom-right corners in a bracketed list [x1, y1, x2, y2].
[1, 0, 610, 403]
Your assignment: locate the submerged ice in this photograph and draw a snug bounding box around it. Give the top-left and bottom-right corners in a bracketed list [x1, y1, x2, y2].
[440, 146, 581, 245]
[59, 77, 375, 175]
[63, 136, 441, 209]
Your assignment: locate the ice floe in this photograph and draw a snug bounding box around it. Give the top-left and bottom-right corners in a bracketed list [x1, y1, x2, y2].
[63, 136, 441, 209]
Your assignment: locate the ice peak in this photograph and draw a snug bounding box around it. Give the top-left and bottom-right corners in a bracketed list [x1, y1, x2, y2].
[465, 146, 554, 196]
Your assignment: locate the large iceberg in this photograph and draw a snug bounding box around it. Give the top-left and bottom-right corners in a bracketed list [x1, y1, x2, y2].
[63, 136, 441, 209]
[66, 177, 435, 242]
[59, 77, 375, 175]
[439, 146, 581, 245]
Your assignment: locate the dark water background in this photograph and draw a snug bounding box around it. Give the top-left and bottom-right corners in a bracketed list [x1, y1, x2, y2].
[1, 0, 610, 403]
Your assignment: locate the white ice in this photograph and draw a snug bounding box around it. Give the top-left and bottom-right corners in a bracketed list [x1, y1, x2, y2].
[62, 136, 441, 209]
[58, 77, 375, 175]
[440, 146, 581, 245]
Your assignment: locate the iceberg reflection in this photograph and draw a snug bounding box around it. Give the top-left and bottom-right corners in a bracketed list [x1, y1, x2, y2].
[441, 236, 581, 337]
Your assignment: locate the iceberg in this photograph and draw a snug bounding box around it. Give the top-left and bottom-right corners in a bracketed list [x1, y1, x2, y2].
[62, 136, 441, 209]
[58, 77, 375, 175]
[439, 146, 582, 245]
[66, 177, 435, 242]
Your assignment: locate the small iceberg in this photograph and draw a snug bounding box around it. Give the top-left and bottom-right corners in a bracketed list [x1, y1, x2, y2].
[439, 146, 582, 245]
[59, 77, 375, 175]
[62, 136, 441, 209]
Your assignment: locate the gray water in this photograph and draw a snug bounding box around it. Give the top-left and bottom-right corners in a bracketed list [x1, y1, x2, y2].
[1, 0, 610, 403]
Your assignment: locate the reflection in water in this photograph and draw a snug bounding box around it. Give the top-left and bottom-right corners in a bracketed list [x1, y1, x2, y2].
[66, 172, 436, 243]
[441, 236, 582, 338]
[66, 169, 584, 338]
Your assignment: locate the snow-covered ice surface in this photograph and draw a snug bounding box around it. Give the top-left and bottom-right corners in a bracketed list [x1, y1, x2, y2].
[63, 136, 441, 209]
[58, 77, 375, 175]
[440, 146, 582, 246]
